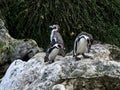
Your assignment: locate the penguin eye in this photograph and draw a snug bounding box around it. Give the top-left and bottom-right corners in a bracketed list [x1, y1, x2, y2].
[53, 27, 56, 29]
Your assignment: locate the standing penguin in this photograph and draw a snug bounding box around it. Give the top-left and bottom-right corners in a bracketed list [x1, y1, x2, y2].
[49, 25, 64, 47]
[44, 43, 62, 63]
[49, 24, 65, 56]
[73, 31, 93, 60]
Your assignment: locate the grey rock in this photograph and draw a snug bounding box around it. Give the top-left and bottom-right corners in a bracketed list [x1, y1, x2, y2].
[0, 43, 120, 90]
[52, 84, 66, 90]
[0, 19, 41, 76]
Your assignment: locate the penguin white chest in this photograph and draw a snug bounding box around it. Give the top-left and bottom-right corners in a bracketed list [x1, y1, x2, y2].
[77, 38, 88, 54]
[48, 48, 59, 61]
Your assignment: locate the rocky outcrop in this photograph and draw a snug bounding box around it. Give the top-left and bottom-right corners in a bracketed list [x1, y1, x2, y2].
[0, 43, 120, 90]
[104, 44, 120, 61]
[0, 19, 41, 76]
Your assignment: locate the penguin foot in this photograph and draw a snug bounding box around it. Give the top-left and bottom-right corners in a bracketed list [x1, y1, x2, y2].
[75, 57, 81, 61]
[44, 56, 49, 62]
[48, 60, 54, 64]
[73, 55, 81, 61]
[82, 54, 93, 59]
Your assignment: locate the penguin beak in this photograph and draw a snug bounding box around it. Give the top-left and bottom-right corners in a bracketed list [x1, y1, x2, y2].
[49, 25, 53, 29]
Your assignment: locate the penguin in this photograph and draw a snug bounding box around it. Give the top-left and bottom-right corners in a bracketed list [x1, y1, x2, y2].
[44, 43, 62, 63]
[73, 31, 93, 60]
[49, 24, 65, 56]
[49, 25, 64, 46]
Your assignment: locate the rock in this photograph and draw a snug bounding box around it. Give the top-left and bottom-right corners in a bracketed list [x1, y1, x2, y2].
[90, 44, 111, 61]
[104, 44, 120, 61]
[52, 84, 66, 90]
[0, 43, 120, 90]
[9, 39, 41, 62]
[66, 44, 111, 61]
[0, 19, 41, 76]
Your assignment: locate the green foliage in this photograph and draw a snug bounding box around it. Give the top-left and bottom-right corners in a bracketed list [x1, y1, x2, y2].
[1, 0, 120, 51]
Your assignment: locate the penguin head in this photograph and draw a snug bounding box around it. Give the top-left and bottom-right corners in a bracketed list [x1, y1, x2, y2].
[54, 43, 62, 49]
[49, 24, 60, 31]
[79, 32, 93, 45]
[78, 35, 89, 41]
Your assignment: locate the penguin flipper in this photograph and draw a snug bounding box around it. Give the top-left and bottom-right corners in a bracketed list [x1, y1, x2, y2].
[50, 37, 58, 46]
[73, 38, 78, 57]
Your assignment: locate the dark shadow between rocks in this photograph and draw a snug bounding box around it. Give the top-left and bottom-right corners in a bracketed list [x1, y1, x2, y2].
[109, 48, 120, 62]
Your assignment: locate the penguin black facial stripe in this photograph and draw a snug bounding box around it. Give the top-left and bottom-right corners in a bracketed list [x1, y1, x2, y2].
[78, 35, 90, 45]
[77, 36, 85, 42]
[48, 46, 56, 54]
[79, 35, 89, 40]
